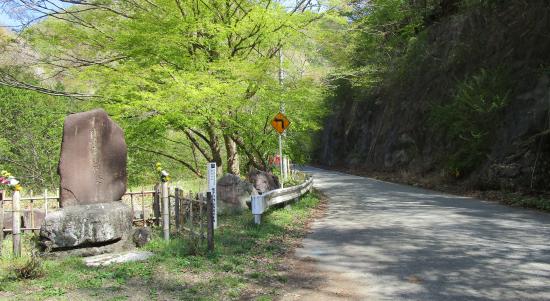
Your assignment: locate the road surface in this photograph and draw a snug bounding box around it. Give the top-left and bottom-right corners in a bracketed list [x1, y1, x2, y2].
[293, 167, 550, 300]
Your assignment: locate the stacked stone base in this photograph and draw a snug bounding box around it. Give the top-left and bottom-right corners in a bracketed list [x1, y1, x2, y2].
[39, 202, 133, 257]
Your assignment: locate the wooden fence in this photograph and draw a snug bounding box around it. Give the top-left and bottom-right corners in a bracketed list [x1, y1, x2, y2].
[171, 189, 214, 251]
[1, 182, 215, 256]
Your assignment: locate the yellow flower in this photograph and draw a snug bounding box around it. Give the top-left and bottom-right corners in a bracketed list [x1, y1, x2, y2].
[15, 184, 22, 191]
[156, 166, 162, 172]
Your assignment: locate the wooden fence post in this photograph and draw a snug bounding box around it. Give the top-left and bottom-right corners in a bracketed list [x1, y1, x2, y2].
[168, 186, 171, 227]
[207, 192, 214, 252]
[175, 188, 180, 230]
[12, 190, 21, 257]
[141, 187, 146, 227]
[161, 181, 169, 241]
[153, 184, 160, 226]
[189, 196, 194, 241]
[44, 189, 48, 218]
[29, 190, 34, 232]
[129, 188, 135, 223]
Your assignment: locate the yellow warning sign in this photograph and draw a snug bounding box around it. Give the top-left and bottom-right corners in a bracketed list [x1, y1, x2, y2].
[271, 112, 290, 134]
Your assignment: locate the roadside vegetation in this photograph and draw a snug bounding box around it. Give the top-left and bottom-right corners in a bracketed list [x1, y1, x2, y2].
[0, 191, 322, 300]
[316, 0, 550, 201]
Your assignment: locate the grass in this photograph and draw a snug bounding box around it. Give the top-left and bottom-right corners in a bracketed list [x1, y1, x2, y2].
[480, 191, 550, 212]
[0, 191, 322, 300]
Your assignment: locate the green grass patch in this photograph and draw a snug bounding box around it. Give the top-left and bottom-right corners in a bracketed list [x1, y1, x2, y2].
[499, 193, 550, 211]
[0, 190, 322, 300]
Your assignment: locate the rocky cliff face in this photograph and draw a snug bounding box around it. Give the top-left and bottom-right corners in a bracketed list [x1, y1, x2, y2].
[317, 2, 550, 192]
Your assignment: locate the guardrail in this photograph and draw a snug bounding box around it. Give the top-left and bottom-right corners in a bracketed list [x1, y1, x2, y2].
[251, 176, 313, 224]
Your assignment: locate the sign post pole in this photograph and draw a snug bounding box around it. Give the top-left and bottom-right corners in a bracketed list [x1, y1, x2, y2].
[278, 134, 284, 189]
[207, 162, 217, 228]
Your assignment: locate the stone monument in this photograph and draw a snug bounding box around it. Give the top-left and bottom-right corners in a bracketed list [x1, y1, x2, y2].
[39, 109, 133, 256]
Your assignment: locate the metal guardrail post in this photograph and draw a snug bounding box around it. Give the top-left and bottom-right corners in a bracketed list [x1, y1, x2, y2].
[250, 175, 313, 225]
[251, 195, 265, 225]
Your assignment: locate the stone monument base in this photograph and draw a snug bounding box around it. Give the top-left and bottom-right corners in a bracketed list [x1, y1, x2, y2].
[39, 202, 133, 256]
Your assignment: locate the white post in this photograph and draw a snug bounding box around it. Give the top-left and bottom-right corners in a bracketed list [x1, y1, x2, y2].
[207, 162, 217, 228]
[251, 195, 265, 225]
[161, 181, 169, 241]
[12, 190, 21, 257]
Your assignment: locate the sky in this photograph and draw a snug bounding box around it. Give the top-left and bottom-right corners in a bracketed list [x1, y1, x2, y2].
[0, 1, 70, 29]
[0, 12, 18, 28]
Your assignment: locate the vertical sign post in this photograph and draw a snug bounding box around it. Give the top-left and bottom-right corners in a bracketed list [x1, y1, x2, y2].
[207, 162, 217, 228]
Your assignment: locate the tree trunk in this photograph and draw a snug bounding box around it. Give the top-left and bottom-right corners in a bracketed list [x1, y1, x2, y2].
[206, 123, 223, 175]
[231, 134, 267, 171]
[224, 134, 240, 175]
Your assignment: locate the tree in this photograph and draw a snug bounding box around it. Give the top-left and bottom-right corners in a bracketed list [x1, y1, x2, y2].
[0, 0, 337, 178]
[0, 85, 77, 189]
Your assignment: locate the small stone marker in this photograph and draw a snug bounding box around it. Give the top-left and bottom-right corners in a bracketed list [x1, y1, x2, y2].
[58, 108, 127, 207]
[83, 250, 154, 267]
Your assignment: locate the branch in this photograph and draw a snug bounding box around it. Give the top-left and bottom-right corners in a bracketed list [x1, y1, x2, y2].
[230, 134, 267, 170]
[0, 73, 98, 98]
[134, 145, 204, 178]
[183, 129, 213, 161]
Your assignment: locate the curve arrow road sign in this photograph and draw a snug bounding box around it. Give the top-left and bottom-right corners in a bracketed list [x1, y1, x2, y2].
[271, 112, 291, 134]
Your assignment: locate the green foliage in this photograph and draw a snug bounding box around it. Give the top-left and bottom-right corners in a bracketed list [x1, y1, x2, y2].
[0, 86, 76, 190]
[10, 252, 44, 280]
[430, 68, 511, 176]
[502, 194, 550, 211]
[17, 0, 337, 177]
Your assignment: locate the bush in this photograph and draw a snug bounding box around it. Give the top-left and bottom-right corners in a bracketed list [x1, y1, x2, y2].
[430, 67, 511, 176]
[11, 252, 44, 280]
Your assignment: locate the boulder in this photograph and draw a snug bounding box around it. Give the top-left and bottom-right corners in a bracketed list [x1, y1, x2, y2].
[133, 227, 152, 248]
[39, 202, 132, 251]
[247, 169, 280, 194]
[58, 109, 127, 207]
[216, 174, 257, 214]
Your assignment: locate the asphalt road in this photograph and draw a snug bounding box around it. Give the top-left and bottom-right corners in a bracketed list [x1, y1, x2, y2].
[295, 167, 550, 301]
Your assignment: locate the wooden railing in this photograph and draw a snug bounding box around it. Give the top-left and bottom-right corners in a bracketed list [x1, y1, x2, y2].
[1, 183, 215, 257]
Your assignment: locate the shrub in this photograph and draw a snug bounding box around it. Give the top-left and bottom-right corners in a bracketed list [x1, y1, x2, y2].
[430, 67, 511, 176]
[11, 252, 44, 280]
